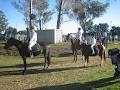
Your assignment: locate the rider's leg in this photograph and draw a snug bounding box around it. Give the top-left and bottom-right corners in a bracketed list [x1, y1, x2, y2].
[28, 47, 33, 57]
[29, 42, 36, 57]
[91, 44, 95, 54]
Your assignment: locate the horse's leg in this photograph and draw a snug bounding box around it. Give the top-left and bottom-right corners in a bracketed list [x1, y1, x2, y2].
[100, 52, 104, 66]
[47, 54, 51, 68]
[73, 50, 76, 62]
[44, 56, 47, 70]
[104, 51, 106, 61]
[84, 56, 88, 67]
[86, 56, 89, 67]
[22, 57, 27, 75]
[75, 50, 77, 62]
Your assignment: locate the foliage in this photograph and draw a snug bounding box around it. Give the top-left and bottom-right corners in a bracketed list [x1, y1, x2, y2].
[12, 0, 53, 30]
[67, 0, 109, 31]
[56, 0, 73, 29]
[5, 26, 17, 40]
[11, 0, 30, 26]
[111, 26, 120, 36]
[0, 10, 8, 34]
[93, 23, 109, 32]
[32, 0, 53, 30]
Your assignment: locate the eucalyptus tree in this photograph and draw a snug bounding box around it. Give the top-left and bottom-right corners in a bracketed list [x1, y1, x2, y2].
[56, 0, 72, 29]
[0, 10, 8, 34]
[56, 0, 109, 32]
[5, 26, 17, 39]
[32, 0, 53, 30]
[69, 0, 109, 32]
[12, 0, 53, 30]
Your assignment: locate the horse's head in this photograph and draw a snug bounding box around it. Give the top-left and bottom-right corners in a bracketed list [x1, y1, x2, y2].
[66, 33, 75, 42]
[66, 34, 71, 41]
[4, 37, 15, 49]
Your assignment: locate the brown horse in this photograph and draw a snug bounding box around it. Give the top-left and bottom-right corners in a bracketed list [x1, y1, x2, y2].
[66, 34, 106, 67]
[66, 34, 81, 62]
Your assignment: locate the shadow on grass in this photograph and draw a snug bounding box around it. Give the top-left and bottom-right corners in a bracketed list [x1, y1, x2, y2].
[28, 77, 120, 90]
[58, 51, 81, 57]
[0, 64, 98, 76]
[59, 52, 73, 57]
[0, 63, 43, 69]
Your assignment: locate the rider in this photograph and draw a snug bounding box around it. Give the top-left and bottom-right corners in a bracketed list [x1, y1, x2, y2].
[87, 33, 96, 54]
[28, 26, 37, 57]
[101, 31, 107, 45]
[76, 27, 84, 44]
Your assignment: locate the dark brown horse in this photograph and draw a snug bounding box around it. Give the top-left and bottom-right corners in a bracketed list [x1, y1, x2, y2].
[4, 37, 51, 75]
[80, 43, 106, 67]
[66, 34, 106, 67]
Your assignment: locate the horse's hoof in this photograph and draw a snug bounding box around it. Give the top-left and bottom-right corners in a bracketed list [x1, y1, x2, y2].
[100, 63, 103, 67]
[22, 71, 26, 75]
[84, 66, 88, 68]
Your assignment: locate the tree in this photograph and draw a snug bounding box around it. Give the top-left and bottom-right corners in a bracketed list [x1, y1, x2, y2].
[56, 0, 72, 29]
[5, 26, 17, 40]
[12, 0, 30, 26]
[12, 0, 53, 30]
[0, 10, 8, 34]
[110, 26, 120, 41]
[111, 26, 120, 36]
[68, 0, 109, 31]
[98, 23, 109, 32]
[32, 0, 53, 30]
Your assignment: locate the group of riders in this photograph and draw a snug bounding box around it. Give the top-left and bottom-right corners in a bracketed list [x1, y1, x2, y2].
[28, 25, 107, 57]
[74, 27, 106, 54]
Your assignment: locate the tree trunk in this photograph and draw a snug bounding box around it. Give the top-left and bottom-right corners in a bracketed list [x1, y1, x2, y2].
[39, 19, 42, 30]
[56, 0, 63, 29]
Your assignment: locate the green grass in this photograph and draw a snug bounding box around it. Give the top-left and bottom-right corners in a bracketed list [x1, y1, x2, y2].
[0, 41, 120, 90]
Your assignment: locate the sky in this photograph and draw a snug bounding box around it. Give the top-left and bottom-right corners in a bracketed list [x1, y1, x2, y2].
[0, 0, 120, 34]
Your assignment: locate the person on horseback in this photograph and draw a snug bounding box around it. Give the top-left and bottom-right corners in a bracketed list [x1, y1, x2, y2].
[28, 26, 37, 57]
[76, 28, 84, 44]
[87, 33, 96, 54]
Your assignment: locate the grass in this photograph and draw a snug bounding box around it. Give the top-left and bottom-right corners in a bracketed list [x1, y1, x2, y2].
[0, 41, 120, 90]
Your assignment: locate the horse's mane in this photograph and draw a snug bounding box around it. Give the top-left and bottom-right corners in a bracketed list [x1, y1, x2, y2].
[9, 37, 28, 47]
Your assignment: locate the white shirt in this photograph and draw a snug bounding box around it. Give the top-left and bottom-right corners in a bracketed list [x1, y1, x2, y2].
[29, 30, 37, 44]
[87, 36, 96, 45]
[76, 30, 83, 39]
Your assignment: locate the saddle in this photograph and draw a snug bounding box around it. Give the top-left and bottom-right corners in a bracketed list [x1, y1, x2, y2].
[31, 43, 41, 52]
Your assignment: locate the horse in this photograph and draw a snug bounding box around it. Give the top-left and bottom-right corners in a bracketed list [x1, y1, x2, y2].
[4, 37, 51, 75]
[66, 33, 81, 62]
[80, 42, 106, 67]
[66, 34, 106, 67]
